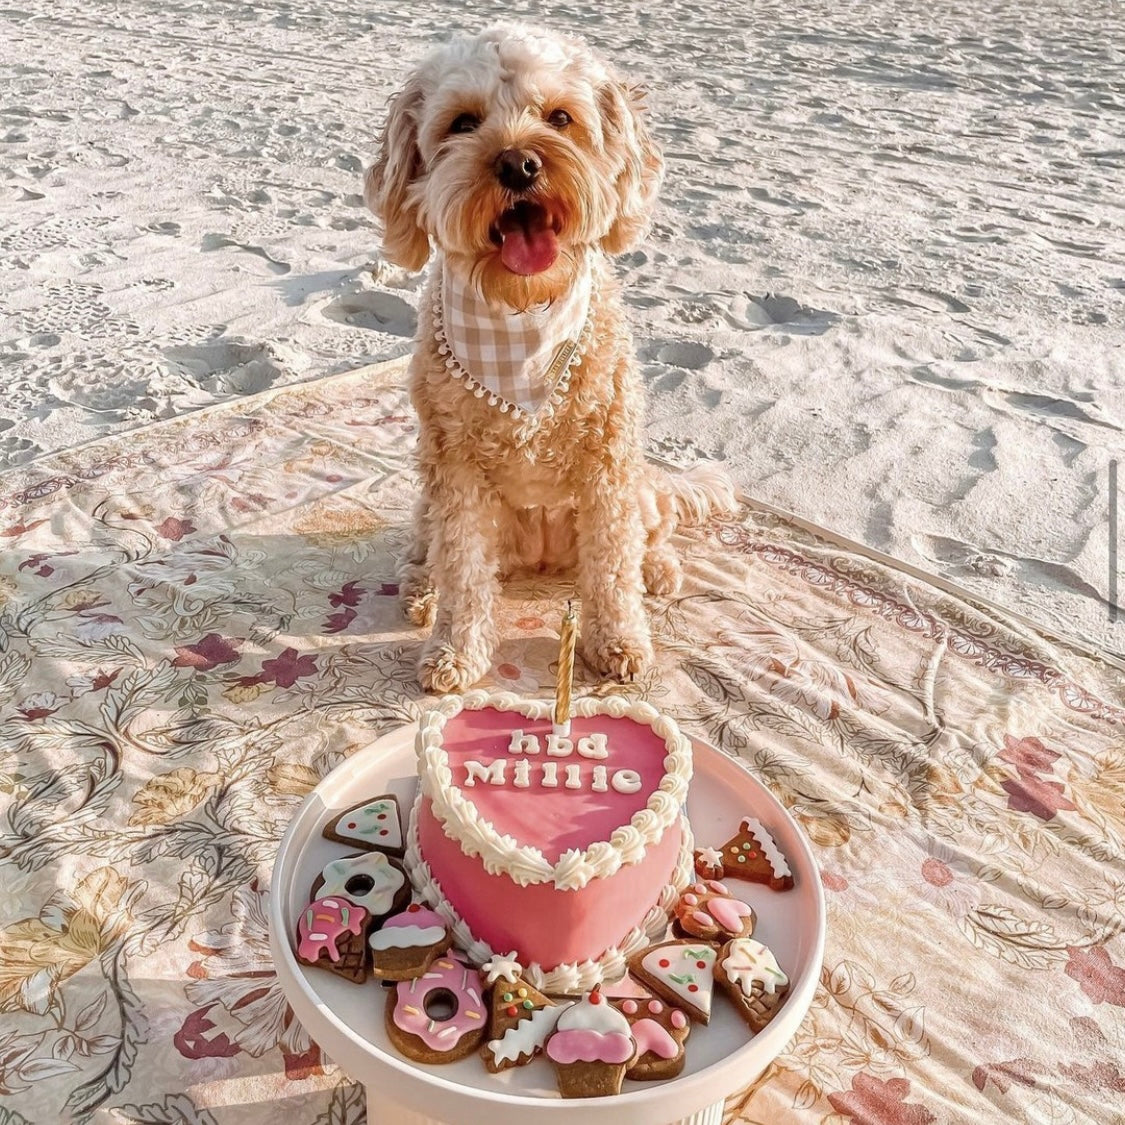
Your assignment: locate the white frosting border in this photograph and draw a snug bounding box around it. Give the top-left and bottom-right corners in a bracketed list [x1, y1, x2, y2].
[416, 690, 693, 891]
[405, 796, 695, 993]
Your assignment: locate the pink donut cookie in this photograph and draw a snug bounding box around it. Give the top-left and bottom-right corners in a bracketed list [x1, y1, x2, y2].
[385, 954, 488, 1063]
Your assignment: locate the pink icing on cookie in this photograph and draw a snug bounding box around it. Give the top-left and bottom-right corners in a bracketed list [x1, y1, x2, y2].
[297, 897, 367, 962]
[622, 999, 639, 1015]
[670, 1009, 688, 1029]
[547, 1030, 633, 1065]
[392, 956, 485, 1052]
[647, 999, 664, 1014]
[631, 1018, 678, 1059]
[708, 895, 753, 933]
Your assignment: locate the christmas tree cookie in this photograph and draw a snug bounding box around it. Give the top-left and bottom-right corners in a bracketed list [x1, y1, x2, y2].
[479, 952, 567, 1072]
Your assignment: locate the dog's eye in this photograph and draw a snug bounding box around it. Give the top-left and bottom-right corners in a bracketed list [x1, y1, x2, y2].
[449, 113, 481, 135]
[547, 108, 572, 129]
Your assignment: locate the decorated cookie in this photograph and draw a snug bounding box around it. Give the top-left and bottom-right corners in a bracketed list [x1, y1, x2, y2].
[385, 954, 488, 1063]
[673, 879, 755, 942]
[369, 903, 452, 981]
[694, 846, 725, 881]
[614, 995, 690, 1080]
[322, 794, 404, 856]
[715, 937, 790, 1033]
[313, 852, 410, 921]
[296, 896, 371, 983]
[546, 988, 636, 1098]
[480, 952, 568, 1072]
[718, 817, 794, 890]
[629, 940, 718, 1024]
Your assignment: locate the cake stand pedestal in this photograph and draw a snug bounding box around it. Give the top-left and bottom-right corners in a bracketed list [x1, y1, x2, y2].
[269, 724, 825, 1125]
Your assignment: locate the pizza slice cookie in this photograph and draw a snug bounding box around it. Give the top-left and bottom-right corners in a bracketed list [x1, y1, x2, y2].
[629, 940, 718, 1025]
[322, 794, 404, 857]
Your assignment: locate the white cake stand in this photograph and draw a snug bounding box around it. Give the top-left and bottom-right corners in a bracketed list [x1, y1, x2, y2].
[268, 725, 826, 1125]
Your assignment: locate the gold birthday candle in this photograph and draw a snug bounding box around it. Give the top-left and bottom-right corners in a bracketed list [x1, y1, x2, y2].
[554, 601, 577, 735]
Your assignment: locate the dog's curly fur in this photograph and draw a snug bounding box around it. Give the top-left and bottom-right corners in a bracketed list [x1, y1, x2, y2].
[365, 24, 735, 693]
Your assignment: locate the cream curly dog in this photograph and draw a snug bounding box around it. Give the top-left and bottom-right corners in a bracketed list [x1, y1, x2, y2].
[365, 24, 734, 693]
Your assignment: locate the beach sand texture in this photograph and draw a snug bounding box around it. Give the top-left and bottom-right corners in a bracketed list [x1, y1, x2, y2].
[1, 0, 1122, 654]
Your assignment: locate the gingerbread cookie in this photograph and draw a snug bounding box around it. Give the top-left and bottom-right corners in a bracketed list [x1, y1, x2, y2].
[313, 852, 410, 923]
[614, 995, 690, 1080]
[629, 940, 718, 1024]
[673, 879, 755, 942]
[296, 896, 371, 983]
[322, 795, 404, 856]
[480, 952, 567, 1072]
[545, 989, 636, 1098]
[694, 846, 725, 881]
[715, 937, 790, 1033]
[385, 954, 488, 1063]
[368, 903, 451, 981]
[718, 817, 794, 890]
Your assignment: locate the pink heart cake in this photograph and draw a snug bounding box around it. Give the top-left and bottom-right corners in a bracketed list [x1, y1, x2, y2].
[406, 690, 694, 991]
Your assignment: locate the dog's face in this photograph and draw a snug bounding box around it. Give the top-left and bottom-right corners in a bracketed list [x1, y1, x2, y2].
[365, 25, 663, 308]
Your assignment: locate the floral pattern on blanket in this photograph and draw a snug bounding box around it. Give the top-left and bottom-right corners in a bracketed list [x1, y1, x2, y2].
[0, 361, 1121, 1123]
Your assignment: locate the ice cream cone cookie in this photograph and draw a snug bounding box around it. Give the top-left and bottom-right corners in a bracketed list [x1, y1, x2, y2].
[385, 954, 488, 1063]
[673, 879, 755, 942]
[715, 937, 790, 1033]
[368, 903, 452, 981]
[322, 794, 404, 856]
[629, 940, 718, 1024]
[480, 953, 568, 1073]
[296, 896, 371, 983]
[313, 852, 410, 922]
[719, 817, 794, 890]
[693, 846, 725, 881]
[614, 995, 690, 1080]
[545, 988, 636, 1098]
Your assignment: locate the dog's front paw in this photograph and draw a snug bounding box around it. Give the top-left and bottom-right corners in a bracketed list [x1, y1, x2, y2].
[582, 628, 653, 683]
[418, 640, 489, 694]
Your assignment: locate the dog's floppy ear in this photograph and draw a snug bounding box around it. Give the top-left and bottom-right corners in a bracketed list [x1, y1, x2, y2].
[365, 74, 431, 271]
[597, 79, 664, 255]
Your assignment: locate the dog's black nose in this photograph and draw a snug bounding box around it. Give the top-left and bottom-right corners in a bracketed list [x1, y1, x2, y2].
[495, 148, 542, 191]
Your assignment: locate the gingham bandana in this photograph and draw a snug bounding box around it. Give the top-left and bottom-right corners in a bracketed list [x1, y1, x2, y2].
[435, 255, 593, 417]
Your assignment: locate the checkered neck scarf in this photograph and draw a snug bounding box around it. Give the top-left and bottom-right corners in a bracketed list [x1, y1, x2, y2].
[434, 255, 594, 418]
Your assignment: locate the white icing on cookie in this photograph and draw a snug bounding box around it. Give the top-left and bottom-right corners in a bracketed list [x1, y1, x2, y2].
[482, 951, 523, 985]
[318, 853, 404, 916]
[641, 945, 717, 1018]
[741, 818, 791, 880]
[721, 938, 788, 996]
[368, 924, 447, 951]
[486, 1002, 569, 1064]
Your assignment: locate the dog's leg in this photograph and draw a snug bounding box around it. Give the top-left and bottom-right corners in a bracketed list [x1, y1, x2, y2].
[399, 492, 437, 627]
[639, 476, 683, 596]
[417, 469, 500, 693]
[575, 461, 653, 682]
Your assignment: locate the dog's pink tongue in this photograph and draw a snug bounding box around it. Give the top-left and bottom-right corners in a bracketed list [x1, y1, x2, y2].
[498, 210, 558, 275]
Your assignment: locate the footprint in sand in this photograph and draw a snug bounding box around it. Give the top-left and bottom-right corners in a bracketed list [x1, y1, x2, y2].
[318, 290, 417, 337]
[161, 339, 296, 396]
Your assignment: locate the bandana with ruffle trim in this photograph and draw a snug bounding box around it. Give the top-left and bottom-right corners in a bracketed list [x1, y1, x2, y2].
[433, 256, 593, 419]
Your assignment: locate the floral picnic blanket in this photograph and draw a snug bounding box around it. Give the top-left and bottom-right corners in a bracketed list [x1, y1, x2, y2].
[0, 358, 1122, 1125]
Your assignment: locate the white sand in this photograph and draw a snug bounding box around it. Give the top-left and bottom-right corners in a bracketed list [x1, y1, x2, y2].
[1, 0, 1122, 655]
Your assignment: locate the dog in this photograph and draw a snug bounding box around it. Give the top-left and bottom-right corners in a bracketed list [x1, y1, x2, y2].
[365, 24, 735, 693]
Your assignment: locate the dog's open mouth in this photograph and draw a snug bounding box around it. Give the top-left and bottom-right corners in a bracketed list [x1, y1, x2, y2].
[489, 201, 559, 276]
